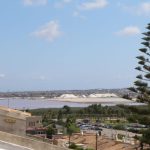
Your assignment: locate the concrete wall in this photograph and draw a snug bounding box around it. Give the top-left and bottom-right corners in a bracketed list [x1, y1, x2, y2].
[0, 131, 69, 150]
[0, 108, 43, 136]
[0, 113, 26, 136]
[0, 106, 31, 136]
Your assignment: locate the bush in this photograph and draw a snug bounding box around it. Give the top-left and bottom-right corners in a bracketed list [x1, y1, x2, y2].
[113, 124, 125, 130]
[117, 134, 125, 140]
[76, 147, 84, 150]
[68, 143, 93, 150]
[69, 143, 77, 149]
[141, 128, 150, 144]
[127, 128, 139, 134]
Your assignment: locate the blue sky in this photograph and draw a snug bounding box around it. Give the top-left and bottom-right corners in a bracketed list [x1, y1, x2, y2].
[0, 0, 150, 91]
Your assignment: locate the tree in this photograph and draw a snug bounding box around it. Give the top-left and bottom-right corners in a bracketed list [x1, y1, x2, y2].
[57, 110, 63, 120]
[122, 94, 132, 100]
[46, 126, 56, 139]
[63, 105, 71, 114]
[66, 116, 79, 146]
[141, 128, 150, 145]
[129, 23, 150, 149]
[66, 115, 76, 127]
[129, 23, 150, 103]
[67, 124, 80, 145]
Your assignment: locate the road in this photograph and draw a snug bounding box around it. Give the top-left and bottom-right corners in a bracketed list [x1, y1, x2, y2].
[0, 140, 33, 150]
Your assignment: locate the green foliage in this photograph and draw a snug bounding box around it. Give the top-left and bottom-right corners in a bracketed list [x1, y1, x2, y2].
[138, 116, 150, 125]
[65, 115, 80, 147]
[69, 143, 93, 150]
[69, 143, 78, 149]
[130, 24, 150, 148]
[66, 115, 76, 127]
[66, 115, 79, 135]
[57, 119, 65, 126]
[117, 134, 125, 140]
[127, 113, 150, 125]
[130, 23, 150, 103]
[67, 124, 80, 135]
[63, 105, 71, 114]
[76, 148, 84, 150]
[140, 128, 150, 144]
[46, 126, 56, 139]
[29, 104, 150, 129]
[113, 124, 125, 130]
[57, 110, 63, 120]
[127, 114, 138, 123]
[122, 94, 132, 100]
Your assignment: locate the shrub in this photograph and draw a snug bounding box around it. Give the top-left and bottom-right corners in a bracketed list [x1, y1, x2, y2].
[69, 143, 77, 149]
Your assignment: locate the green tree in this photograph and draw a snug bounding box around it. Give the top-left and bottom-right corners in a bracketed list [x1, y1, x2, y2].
[46, 126, 56, 139]
[129, 23, 150, 103]
[129, 23, 150, 149]
[63, 105, 71, 114]
[67, 124, 80, 146]
[66, 116, 79, 146]
[141, 129, 150, 145]
[66, 115, 76, 127]
[57, 110, 63, 120]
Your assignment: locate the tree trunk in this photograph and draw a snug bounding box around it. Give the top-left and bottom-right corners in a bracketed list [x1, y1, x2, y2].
[69, 134, 71, 147]
[140, 142, 143, 150]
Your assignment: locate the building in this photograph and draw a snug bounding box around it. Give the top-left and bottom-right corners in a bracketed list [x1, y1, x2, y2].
[0, 106, 31, 136]
[26, 116, 46, 136]
[26, 116, 43, 129]
[55, 124, 64, 134]
[26, 127, 46, 137]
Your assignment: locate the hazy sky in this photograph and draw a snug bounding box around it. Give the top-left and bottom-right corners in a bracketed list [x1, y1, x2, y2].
[0, 0, 149, 91]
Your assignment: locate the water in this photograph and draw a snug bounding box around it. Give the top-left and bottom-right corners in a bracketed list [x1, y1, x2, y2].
[0, 98, 89, 109]
[0, 98, 146, 110]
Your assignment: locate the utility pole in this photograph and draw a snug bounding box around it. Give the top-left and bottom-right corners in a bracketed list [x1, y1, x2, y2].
[7, 90, 10, 108]
[96, 131, 99, 150]
[8, 98, 9, 108]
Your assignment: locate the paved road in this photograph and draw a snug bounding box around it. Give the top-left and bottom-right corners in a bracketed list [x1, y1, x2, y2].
[0, 140, 33, 150]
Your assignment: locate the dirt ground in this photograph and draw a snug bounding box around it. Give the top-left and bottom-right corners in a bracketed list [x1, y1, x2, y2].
[69, 133, 136, 150]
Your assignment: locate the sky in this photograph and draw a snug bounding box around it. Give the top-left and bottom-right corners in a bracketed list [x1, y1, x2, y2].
[0, 0, 150, 91]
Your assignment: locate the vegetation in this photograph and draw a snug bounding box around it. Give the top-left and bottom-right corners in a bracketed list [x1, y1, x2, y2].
[28, 103, 150, 149]
[69, 143, 93, 150]
[113, 124, 125, 130]
[117, 134, 125, 140]
[28, 104, 150, 124]
[129, 23, 150, 103]
[65, 115, 80, 146]
[46, 125, 56, 139]
[140, 129, 150, 144]
[129, 23, 150, 149]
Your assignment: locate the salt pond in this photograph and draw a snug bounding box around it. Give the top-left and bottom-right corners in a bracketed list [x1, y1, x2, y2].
[0, 98, 146, 109]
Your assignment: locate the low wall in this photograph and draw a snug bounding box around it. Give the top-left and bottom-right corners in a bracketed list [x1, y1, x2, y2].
[0, 131, 68, 150]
